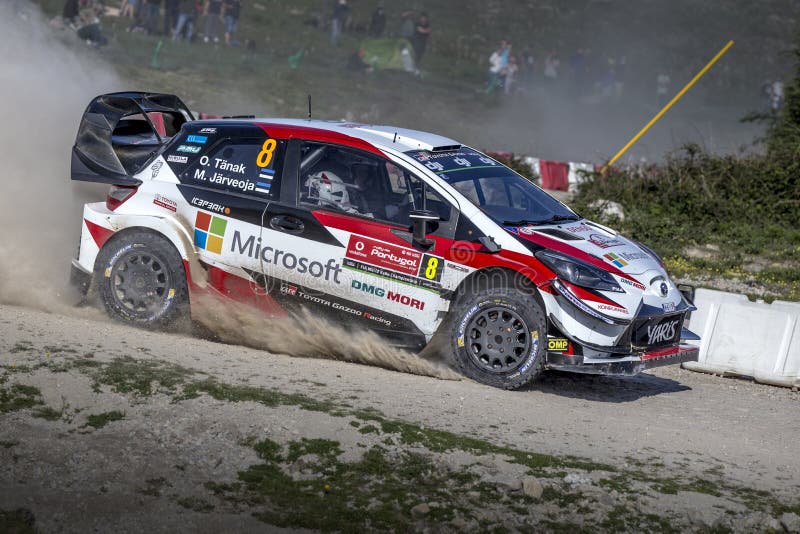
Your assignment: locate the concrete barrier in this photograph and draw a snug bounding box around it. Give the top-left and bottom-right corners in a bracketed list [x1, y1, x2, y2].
[684, 288, 800, 388]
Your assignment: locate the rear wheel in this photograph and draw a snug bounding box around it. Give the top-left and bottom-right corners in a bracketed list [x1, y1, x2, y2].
[95, 231, 189, 328]
[446, 284, 546, 389]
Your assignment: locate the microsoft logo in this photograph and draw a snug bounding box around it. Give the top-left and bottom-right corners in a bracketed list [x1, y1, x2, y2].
[195, 212, 227, 254]
[603, 252, 628, 268]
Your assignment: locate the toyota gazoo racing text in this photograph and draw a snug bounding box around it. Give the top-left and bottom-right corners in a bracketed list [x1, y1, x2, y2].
[69, 92, 700, 390]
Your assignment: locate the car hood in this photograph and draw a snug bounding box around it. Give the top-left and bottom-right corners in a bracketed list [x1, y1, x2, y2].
[506, 219, 663, 276]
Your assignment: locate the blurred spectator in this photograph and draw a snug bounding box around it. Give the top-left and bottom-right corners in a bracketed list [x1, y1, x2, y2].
[172, 0, 195, 41]
[143, 0, 160, 35]
[120, 0, 136, 19]
[400, 11, 415, 40]
[63, 0, 80, 23]
[369, 6, 385, 38]
[163, 0, 178, 35]
[544, 51, 559, 83]
[615, 56, 626, 99]
[770, 80, 784, 112]
[76, 0, 108, 45]
[520, 47, 535, 84]
[487, 44, 504, 93]
[656, 72, 671, 106]
[410, 12, 431, 65]
[330, 0, 348, 47]
[347, 49, 373, 73]
[223, 0, 240, 45]
[203, 0, 222, 43]
[504, 55, 518, 95]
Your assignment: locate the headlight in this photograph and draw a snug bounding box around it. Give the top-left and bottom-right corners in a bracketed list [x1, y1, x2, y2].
[536, 250, 624, 293]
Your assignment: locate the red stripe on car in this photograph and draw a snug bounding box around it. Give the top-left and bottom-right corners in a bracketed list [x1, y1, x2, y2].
[84, 219, 115, 249]
[255, 123, 386, 158]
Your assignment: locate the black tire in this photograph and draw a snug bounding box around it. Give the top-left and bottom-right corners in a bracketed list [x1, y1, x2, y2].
[445, 284, 546, 390]
[94, 230, 189, 329]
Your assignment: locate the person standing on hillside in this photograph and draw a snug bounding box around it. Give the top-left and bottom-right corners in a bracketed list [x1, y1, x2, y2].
[369, 6, 385, 38]
[203, 0, 222, 42]
[222, 0, 240, 45]
[410, 12, 431, 66]
[143, 0, 161, 34]
[656, 71, 671, 107]
[172, 0, 195, 41]
[544, 50, 559, 84]
[119, 0, 136, 20]
[163, 0, 178, 36]
[330, 0, 348, 47]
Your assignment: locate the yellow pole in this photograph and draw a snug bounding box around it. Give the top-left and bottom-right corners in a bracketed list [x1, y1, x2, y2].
[600, 40, 734, 174]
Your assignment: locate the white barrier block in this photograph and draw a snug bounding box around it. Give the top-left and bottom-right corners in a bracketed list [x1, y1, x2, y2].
[568, 162, 594, 192]
[684, 288, 800, 388]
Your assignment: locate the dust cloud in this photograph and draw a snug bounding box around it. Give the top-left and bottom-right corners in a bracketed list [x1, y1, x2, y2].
[0, 1, 118, 312]
[191, 293, 461, 380]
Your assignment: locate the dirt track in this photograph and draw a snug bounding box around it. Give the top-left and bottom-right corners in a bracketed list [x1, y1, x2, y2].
[1, 303, 799, 533]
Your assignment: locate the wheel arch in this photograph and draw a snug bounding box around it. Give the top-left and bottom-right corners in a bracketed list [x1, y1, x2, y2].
[91, 220, 199, 289]
[450, 266, 546, 312]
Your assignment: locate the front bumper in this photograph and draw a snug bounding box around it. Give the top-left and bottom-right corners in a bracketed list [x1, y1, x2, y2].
[545, 343, 700, 376]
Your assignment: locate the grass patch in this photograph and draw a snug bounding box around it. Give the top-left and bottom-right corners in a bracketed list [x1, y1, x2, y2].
[31, 406, 62, 421]
[9, 341, 33, 354]
[224, 439, 469, 531]
[84, 410, 125, 429]
[77, 356, 199, 396]
[0, 380, 44, 414]
[181, 380, 336, 413]
[176, 496, 215, 513]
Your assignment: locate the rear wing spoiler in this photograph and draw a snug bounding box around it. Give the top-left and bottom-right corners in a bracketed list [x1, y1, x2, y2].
[71, 92, 194, 186]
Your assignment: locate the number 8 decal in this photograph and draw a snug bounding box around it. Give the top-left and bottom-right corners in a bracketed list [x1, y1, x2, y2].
[425, 257, 439, 280]
[256, 138, 277, 168]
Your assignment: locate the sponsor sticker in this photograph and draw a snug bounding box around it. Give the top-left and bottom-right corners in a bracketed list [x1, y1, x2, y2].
[199, 127, 217, 134]
[190, 196, 230, 215]
[153, 194, 177, 212]
[350, 279, 425, 310]
[565, 224, 593, 233]
[588, 233, 623, 249]
[347, 235, 422, 276]
[280, 284, 298, 296]
[344, 235, 443, 291]
[230, 231, 342, 283]
[150, 160, 163, 178]
[603, 252, 628, 268]
[619, 277, 646, 291]
[167, 155, 189, 164]
[597, 303, 628, 314]
[662, 302, 676, 312]
[547, 338, 569, 352]
[194, 212, 227, 254]
[177, 145, 202, 153]
[187, 135, 208, 144]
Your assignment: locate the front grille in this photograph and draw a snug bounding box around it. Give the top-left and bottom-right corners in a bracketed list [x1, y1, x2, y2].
[631, 313, 684, 350]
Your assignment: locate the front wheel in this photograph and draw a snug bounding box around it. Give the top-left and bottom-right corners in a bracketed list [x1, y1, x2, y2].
[94, 231, 189, 329]
[446, 286, 546, 389]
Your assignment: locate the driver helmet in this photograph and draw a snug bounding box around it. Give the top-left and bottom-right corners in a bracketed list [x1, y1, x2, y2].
[305, 170, 352, 209]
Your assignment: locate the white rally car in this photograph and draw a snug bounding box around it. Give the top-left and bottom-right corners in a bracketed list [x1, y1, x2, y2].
[70, 92, 699, 389]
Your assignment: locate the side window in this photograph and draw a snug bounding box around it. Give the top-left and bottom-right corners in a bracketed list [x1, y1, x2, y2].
[181, 137, 284, 199]
[298, 142, 452, 227]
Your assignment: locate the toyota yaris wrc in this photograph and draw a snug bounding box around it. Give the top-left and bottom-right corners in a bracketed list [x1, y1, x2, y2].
[69, 92, 699, 389]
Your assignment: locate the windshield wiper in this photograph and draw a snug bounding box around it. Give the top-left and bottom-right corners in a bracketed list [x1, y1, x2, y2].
[503, 214, 580, 226]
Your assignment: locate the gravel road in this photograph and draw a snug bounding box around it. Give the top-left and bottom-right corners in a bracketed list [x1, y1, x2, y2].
[1, 303, 798, 533]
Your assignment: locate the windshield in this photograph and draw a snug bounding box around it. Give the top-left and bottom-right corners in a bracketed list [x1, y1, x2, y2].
[406, 148, 579, 225]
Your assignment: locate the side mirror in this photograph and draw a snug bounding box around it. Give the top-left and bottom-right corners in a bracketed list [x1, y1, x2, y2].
[409, 209, 439, 247]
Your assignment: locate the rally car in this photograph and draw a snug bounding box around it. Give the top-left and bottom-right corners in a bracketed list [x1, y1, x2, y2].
[69, 92, 700, 389]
